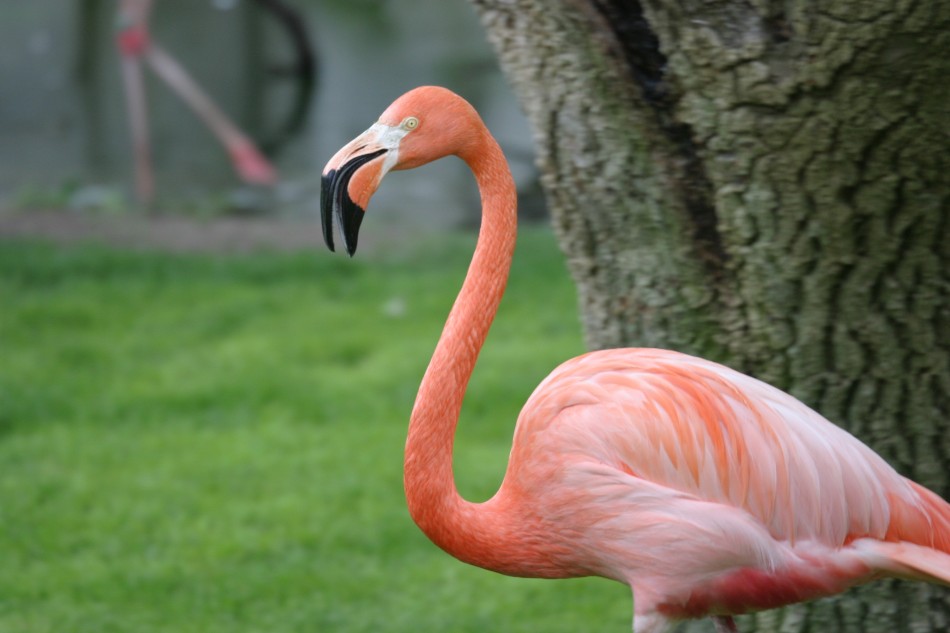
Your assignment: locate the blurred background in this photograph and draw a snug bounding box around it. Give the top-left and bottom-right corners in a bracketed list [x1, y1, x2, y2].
[1, 4, 631, 633]
[0, 0, 543, 234]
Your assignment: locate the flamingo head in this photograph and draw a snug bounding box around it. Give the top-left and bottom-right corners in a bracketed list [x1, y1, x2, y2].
[320, 86, 484, 256]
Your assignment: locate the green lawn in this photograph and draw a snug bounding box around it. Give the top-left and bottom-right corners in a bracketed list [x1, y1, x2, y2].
[0, 227, 633, 632]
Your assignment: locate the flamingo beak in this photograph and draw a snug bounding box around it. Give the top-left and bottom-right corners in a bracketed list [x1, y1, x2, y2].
[321, 125, 400, 256]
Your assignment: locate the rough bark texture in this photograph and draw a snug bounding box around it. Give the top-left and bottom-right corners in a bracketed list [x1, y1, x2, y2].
[469, 0, 950, 631]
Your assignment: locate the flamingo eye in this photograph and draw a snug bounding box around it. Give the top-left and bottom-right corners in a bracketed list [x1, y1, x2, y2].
[402, 116, 419, 130]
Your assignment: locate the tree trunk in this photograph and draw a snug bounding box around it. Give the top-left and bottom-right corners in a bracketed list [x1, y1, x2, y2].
[469, 0, 950, 631]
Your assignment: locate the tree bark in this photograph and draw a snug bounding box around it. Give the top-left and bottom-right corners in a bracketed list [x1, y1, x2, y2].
[469, 0, 950, 631]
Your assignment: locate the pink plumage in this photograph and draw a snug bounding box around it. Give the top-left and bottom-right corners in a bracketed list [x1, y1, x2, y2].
[509, 349, 950, 622]
[321, 86, 950, 632]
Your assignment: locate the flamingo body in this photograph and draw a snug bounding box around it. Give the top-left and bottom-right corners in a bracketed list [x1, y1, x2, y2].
[321, 86, 950, 632]
[504, 348, 950, 620]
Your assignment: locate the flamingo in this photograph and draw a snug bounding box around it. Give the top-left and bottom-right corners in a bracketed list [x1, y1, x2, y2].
[320, 86, 950, 632]
[116, 0, 277, 204]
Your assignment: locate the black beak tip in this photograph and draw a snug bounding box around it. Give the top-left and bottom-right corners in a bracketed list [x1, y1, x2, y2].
[341, 208, 363, 257]
[320, 149, 386, 257]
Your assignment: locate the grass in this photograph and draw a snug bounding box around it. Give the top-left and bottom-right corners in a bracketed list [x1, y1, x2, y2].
[0, 227, 633, 632]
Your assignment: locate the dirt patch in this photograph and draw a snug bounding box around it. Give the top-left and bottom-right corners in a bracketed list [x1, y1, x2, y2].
[0, 210, 330, 254]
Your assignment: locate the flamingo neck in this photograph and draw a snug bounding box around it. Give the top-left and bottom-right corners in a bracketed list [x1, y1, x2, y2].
[403, 128, 530, 574]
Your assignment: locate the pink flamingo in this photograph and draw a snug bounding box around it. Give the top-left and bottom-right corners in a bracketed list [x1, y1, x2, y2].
[320, 86, 950, 632]
[116, 0, 277, 203]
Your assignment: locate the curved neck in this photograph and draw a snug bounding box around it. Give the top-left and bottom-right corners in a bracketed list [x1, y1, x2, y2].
[403, 126, 521, 572]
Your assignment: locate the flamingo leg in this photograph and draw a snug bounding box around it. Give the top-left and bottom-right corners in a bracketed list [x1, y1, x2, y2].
[116, 0, 155, 204]
[144, 42, 277, 185]
[119, 54, 154, 203]
[116, 0, 276, 196]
